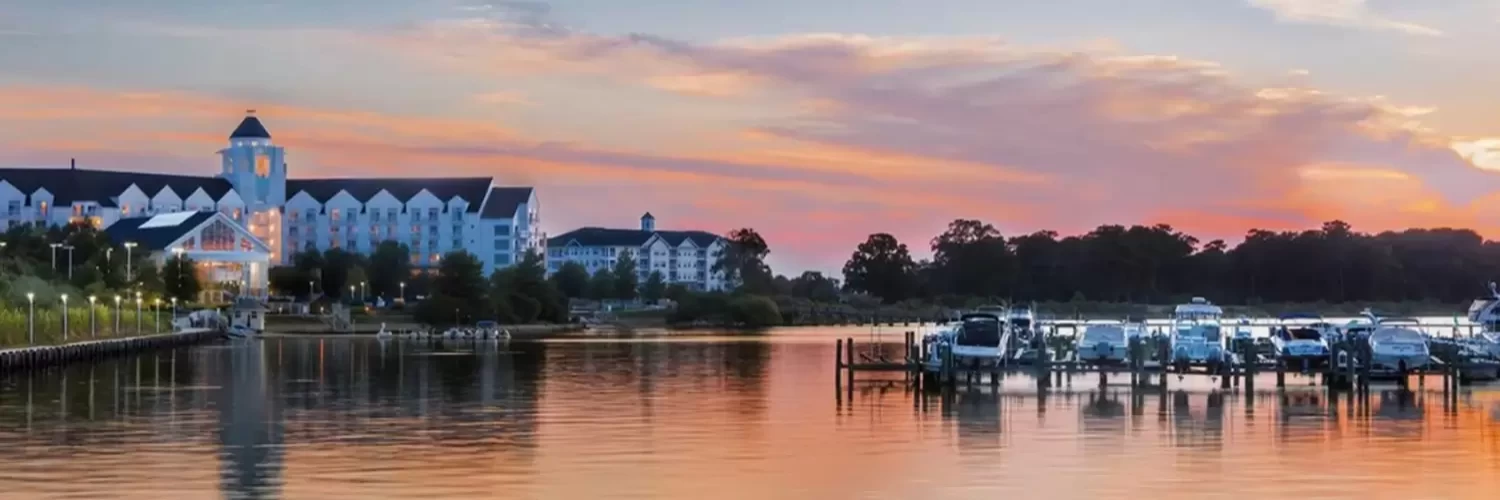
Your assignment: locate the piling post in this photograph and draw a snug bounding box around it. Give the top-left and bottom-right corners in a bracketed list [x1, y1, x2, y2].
[836, 338, 844, 373]
[1276, 360, 1286, 389]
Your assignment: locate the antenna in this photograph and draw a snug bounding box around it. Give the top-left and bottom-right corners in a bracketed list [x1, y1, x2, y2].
[1489, 281, 1498, 298]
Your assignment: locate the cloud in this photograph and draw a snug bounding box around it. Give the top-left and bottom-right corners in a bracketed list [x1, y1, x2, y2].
[1247, 0, 1444, 36]
[2, 5, 1497, 272]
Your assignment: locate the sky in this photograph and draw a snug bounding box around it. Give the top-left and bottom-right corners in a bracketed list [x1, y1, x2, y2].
[2, 0, 1499, 274]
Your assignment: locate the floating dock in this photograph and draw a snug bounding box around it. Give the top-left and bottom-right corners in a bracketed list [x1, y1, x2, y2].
[0, 328, 223, 373]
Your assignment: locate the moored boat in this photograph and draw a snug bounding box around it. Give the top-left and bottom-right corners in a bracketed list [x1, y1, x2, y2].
[1367, 326, 1431, 374]
[924, 313, 1010, 369]
[1272, 312, 1333, 371]
[1169, 297, 1227, 372]
[1078, 323, 1129, 366]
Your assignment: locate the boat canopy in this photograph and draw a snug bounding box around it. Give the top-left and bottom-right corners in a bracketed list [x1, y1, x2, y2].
[1468, 298, 1498, 323]
[1378, 317, 1421, 326]
[1081, 325, 1127, 343]
[1176, 324, 1223, 341]
[1370, 327, 1425, 344]
[956, 315, 1003, 347]
[1279, 327, 1324, 341]
[1173, 297, 1223, 320]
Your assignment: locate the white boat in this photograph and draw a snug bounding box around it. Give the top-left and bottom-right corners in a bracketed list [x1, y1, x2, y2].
[1368, 327, 1431, 373]
[1078, 323, 1129, 366]
[1004, 305, 1039, 343]
[1271, 312, 1333, 369]
[924, 313, 1009, 368]
[1467, 283, 1500, 357]
[1169, 297, 1227, 371]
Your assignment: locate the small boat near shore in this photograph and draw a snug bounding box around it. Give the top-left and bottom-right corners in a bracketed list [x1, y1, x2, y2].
[1272, 312, 1333, 371]
[923, 312, 1009, 370]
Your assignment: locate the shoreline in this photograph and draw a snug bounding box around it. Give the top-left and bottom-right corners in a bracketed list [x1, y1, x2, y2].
[0, 328, 223, 373]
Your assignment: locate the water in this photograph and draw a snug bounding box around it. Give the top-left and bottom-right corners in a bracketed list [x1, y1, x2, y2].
[1, 327, 1498, 499]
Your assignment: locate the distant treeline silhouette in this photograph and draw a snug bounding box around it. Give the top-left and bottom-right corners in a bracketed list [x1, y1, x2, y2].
[837, 219, 1495, 305]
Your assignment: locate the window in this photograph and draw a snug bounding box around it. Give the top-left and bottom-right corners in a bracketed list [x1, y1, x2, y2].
[200, 219, 237, 251]
[428, 225, 438, 236]
[452, 238, 461, 249]
[8, 201, 21, 216]
[241, 238, 253, 252]
[494, 239, 508, 251]
[121, 204, 131, 216]
[494, 254, 511, 266]
[348, 239, 358, 249]
[427, 208, 438, 221]
[305, 209, 316, 220]
[411, 224, 420, 235]
[453, 209, 464, 221]
[428, 238, 438, 250]
[330, 208, 340, 222]
[371, 211, 381, 223]
[232, 208, 242, 220]
[493, 224, 509, 236]
[72, 205, 81, 216]
[388, 208, 398, 220]
[255, 154, 270, 177]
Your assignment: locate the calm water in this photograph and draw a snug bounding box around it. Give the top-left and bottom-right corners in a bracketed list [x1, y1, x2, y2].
[2, 327, 1500, 499]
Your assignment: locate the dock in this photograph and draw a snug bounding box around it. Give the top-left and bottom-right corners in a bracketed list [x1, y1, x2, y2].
[835, 333, 1469, 407]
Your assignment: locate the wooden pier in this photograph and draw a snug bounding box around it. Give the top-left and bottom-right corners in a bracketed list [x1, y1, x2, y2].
[835, 333, 1468, 408]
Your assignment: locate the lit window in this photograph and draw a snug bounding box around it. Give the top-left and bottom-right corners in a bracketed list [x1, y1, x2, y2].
[255, 155, 270, 177]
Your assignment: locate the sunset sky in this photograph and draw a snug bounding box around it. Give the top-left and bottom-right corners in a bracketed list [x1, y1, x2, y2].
[3, 0, 1499, 273]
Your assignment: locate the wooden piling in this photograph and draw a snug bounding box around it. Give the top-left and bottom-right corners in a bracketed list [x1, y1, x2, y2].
[1276, 360, 1286, 388]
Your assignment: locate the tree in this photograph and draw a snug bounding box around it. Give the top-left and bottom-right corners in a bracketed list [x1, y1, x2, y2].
[415, 251, 489, 326]
[714, 228, 773, 293]
[587, 268, 617, 301]
[789, 271, 840, 302]
[641, 271, 667, 303]
[930, 219, 1011, 298]
[162, 254, 201, 303]
[550, 261, 590, 299]
[613, 252, 639, 300]
[268, 266, 309, 297]
[842, 233, 917, 303]
[492, 250, 568, 324]
[367, 241, 412, 300]
[320, 248, 360, 299]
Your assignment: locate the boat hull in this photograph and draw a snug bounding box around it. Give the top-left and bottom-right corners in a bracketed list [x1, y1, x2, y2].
[1078, 341, 1129, 365]
[1368, 350, 1431, 373]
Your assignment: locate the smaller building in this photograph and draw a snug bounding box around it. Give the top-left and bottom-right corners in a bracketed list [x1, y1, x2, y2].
[105, 211, 273, 302]
[547, 213, 729, 291]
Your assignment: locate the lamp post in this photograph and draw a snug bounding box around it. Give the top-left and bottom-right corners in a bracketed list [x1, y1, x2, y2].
[60, 294, 69, 341]
[123, 242, 137, 283]
[49, 243, 59, 272]
[154, 298, 161, 333]
[308, 280, 314, 298]
[400, 282, 406, 302]
[349, 285, 355, 302]
[360, 281, 367, 302]
[113, 295, 121, 335]
[135, 293, 142, 334]
[26, 292, 34, 345]
[88, 295, 97, 338]
[170, 297, 178, 331]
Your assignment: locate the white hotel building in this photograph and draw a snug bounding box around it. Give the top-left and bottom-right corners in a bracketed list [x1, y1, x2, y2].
[0, 113, 542, 297]
[546, 213, 731, 292]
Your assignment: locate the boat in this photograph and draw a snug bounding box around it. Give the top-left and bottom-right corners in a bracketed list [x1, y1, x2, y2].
[1004, 305, 1039, 343]
[924, 313, 1010, 369]
[1271, 312, 1333, 370]
[1466, 283, 1500, 357]
[226, 325, 257, 338]
[1169, 297, 1227, 372]
[1367, 326, 1431, 374]
[1077, 323, 1129, 366]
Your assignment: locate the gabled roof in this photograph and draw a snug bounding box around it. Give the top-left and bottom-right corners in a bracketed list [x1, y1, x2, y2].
[0, 168, 234, 205]
[548, 227, 722, 248]
[104, 211, 219, 251]
[285, 177, 493, 212]
[480, 187, 533, 219]
[229, 116, 271, 139]
[656, 230, 720, 247]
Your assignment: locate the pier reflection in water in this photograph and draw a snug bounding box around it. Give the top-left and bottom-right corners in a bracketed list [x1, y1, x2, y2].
[0, 329, 1498, 499]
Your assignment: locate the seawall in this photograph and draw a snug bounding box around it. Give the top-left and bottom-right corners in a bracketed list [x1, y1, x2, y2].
[0, 329, 224, 373]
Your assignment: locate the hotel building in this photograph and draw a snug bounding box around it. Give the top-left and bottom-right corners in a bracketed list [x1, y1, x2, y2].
[0, 112, 542, 298]
[546, 213, 730, 292]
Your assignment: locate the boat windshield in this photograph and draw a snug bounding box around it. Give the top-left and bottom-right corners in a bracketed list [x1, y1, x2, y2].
[1081, 326, 1126, 343]
[1469, 299, 1497, 321]
[1282, 327, 1323, 341]
[1176, 325, 1222, 342]
[1370, 329, 1424, 344]
[1010, 318, 1033, 330]
[956, 318, 1002, 347]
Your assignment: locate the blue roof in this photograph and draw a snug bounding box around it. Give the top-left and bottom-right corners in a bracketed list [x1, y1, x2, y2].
[229, 116, 271, 139]
[104, 212, 219, 251]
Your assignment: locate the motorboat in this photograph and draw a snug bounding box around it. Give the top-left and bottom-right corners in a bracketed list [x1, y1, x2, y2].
[924, 313, 1010, 368]
[1004, 305, 1039, 344]
[1078, 323, 1129, 366]
[1271, 312, 1333, 370]
[1169, 297, 1227, 372]
[1367, 326, 1431, 374]
[1466, 283, 1500, 357]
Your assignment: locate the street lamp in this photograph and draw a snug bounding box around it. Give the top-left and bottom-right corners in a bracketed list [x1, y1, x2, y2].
[113, 295, 121, 335]
[123, 242, 137, 282]
[360, 281, 367, 302]
[135, 293, 142, 334]
[170, 297, 178, 331]
[349, 284, 355, 301]
[26, 292, 35, 345]
[60, 294, 69, 341]
[400, 281, 406, 302]
[88, 295, 97, 338]
[154, 298, 161, 333]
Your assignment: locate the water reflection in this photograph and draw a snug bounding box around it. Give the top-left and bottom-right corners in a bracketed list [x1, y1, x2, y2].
[2, 332, 1500, 498]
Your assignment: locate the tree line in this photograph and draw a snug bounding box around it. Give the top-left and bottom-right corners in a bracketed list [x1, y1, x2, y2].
[839, 219, 1500, 305]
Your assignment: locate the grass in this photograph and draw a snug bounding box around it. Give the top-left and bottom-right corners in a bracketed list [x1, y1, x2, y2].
[0, 306, 167, 348]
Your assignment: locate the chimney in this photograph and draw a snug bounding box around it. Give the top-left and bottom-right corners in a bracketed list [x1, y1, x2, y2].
[70, 158, 76, 170]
